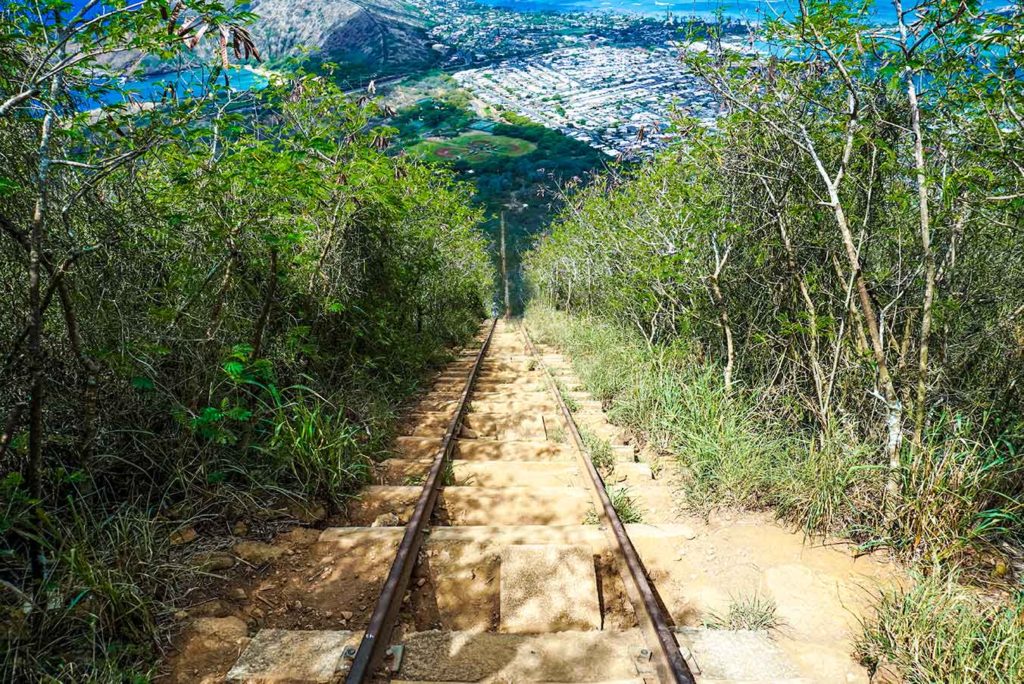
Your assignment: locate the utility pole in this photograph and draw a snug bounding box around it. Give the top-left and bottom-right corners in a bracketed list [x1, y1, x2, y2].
[500, 212, 511, 319]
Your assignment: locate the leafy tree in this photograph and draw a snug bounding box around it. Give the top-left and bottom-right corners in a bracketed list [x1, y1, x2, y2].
[1, 5, 491, 679]
[527, 0, 1024, 560]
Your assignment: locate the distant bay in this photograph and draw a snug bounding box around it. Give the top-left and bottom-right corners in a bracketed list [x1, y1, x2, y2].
[473, 0, 1006, 25]
[85, 66, 268, 109]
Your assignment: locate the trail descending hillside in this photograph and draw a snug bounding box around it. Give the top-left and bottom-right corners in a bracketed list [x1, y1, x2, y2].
[164, 320, 895, 683]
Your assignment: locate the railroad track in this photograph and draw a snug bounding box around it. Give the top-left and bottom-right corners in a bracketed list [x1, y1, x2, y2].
[225, 318, 699, 683]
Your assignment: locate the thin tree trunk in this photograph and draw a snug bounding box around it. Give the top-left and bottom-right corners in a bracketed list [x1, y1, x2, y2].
[709, 239, 734, 393]
[55, 278, 101, 464]
[206, 240, 238, 341]
[761, 178, 827, 424]
[251, 247, 279, 360]
[904, 68, 935, 447]
[26, 21, 64, 583]
[803, 121, 903, 517]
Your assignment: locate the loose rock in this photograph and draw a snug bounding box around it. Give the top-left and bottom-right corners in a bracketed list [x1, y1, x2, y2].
[197, 552, 235, 571]
[371, 512, 401, 527]
[232, 541, 285, 565]
[170, 527, 198, 545]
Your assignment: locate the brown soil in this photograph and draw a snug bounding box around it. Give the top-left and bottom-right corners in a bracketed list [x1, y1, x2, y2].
[158, 523, 394, 682]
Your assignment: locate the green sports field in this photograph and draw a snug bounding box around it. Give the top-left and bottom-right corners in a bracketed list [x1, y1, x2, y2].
[411, 132, 537, 163]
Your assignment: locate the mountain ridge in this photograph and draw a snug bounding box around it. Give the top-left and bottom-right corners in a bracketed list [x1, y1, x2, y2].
[249, 0, 438, 80]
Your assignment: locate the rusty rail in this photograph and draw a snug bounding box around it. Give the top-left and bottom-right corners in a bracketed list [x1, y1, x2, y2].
[345, 318, 497, 683]
[520, 322, 697, 684]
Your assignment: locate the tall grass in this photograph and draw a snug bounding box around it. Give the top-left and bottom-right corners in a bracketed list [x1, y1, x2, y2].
[261, 393, 374, 507]
[526, 303, 1023, 561]
[579, 427, 615, 475]
[1, 503, 183, 680]
[527, 302, 1024, 683]
[858, 573, 1024, 683]
[890, 417, 1024, 564]
[528, 304, 789, 515]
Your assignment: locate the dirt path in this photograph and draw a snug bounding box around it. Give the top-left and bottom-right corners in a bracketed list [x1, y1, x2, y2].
[162, 320, 898, 683]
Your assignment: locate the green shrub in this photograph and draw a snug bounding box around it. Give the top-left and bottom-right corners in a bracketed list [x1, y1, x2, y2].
[704, 592, 779, 631]
[889, 417, 1024, 565]
[858, 574, 1024, 684]
[261, 394, 374, 506]
[585, 485, 645, 524]
[580, 427, 615, 475]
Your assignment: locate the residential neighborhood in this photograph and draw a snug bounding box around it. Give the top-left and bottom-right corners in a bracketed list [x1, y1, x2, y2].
[454, 45, 719, 155]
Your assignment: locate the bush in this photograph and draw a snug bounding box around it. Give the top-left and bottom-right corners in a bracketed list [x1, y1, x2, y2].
[858, 574, 1024, 684]
[261, 393, 374, 506]
[0, 69, 492, 680]
[525, 304, 1024, 564]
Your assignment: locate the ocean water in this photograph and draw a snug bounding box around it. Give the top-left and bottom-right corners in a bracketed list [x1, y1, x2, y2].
[85, 67, 268, 108]
[475, 0, 1006, 24]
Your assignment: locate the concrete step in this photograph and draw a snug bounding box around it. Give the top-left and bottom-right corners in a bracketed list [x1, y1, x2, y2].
[389, 436, 590, 462]
[380, 460, 580, 487]
[400, 411, 558, 440]
[676, 627, 811, 684]
[477, 360, 536, 373]
[433, 379, 548, 396]
[470, 389, 553, 401]
[315, 524, 703, 629]
[392, 629, 648, 682]
[439, 486, 593, 526]
[455, 439, 575, 461]
[393, 435, 443, 458]
[400, 411, 455, 437]
[461, 412, 554, 441]
[227, 629, 360, 683]
[378, 459, 652, 488]
[391, 436, 635, 463]
[500, 544, 601, 633]
[468, 398, 559, 413]
[434, 369, 543, 384]
[412, 398, 461, 413]
[471, 378, 549, 392]
[345, 486, 594, 526]
[601, 461, 655, 486]
[320, 525, 623, 633]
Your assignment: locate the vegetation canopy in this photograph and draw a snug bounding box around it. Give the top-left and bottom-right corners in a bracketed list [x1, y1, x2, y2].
[526, 2, 1024, 678]
[0, 2, 491, 679]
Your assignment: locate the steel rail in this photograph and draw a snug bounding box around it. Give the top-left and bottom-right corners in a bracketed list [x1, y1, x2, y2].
[345, 318, 498, 683]
[520, 322, 697, 684]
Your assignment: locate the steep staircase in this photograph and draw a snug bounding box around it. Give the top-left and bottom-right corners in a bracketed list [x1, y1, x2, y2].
[222, 320, 805, 683]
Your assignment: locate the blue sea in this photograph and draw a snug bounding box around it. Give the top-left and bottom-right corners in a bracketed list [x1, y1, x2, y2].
[475, 0, 1008, 24]
[86, 67, 268, 109]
